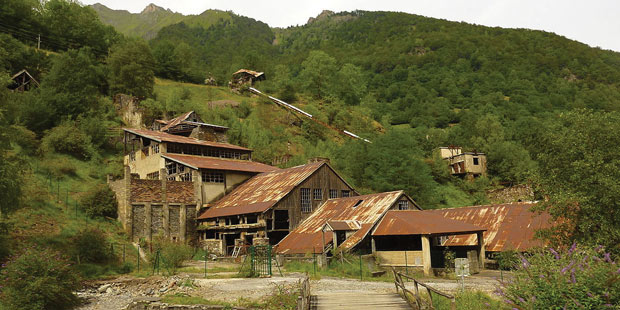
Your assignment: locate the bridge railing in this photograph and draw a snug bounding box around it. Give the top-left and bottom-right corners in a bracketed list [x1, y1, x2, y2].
[296, 275, 311, 310]
[391, 267, 456, 310]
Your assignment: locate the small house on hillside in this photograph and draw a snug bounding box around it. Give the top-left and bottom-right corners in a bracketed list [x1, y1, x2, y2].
[152, 111, 229, 142]
[9, 69, 39, 92]
[196, 160, 356, 255]
[230, 69, 265, 88]
[438, 146, 487, 178]
[276, 191, 420, 256]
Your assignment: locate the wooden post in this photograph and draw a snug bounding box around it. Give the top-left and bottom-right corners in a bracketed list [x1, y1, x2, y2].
[477, 231, 485, 270]
[371, 237, 376, 254]
[421, 235, 432, 276]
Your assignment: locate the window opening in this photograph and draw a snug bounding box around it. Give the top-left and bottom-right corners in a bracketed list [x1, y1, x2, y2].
[301, 188, 311, 213]
[329, 189, 338, 199]
[313, 189, 322, 200]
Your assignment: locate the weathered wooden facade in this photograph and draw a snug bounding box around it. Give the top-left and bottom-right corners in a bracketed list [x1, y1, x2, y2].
[9, 69, 39, 92]
[152, 111, 229, 142]
[196, 160, 356, 255]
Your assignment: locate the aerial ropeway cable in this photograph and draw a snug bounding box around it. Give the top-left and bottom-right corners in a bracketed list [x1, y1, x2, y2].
[249, 87, 371, 143]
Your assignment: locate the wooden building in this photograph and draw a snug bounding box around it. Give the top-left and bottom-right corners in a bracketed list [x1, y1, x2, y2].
[196, 160, 356, 255]
[275, 191, 420, 256]
[152, 111, 229, 142]
[230, 69, 265, 89]
[9, 69, 39, 92]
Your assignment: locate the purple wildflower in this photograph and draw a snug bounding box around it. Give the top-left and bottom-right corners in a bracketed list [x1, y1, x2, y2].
[568, 242, 577, 255]
[595, 245, 604, 252]
[587, 292, 593, 298]
[616, 268, 620, 274]
[561, 261, 575, 274]
[549, 248, 561, 260]
[603, 253, 614, 264]
[521, 257, 530, 269]
[570, 270, 576, 283]
[518, 297, 525, 303]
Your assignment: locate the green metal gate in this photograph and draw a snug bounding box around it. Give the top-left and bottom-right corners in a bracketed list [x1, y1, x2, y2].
[250, 245, 272, 276]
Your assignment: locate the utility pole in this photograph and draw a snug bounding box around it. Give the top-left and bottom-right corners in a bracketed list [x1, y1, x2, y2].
[37, 34, 40, 50]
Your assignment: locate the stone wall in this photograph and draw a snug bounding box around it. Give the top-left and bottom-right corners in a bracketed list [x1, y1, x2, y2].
[202, 239, 224, 256]
[114, 94, 143, 129]
[151, 205, 164, 236]
[132, 205, 146, 239]
[486, 184, 534, 204]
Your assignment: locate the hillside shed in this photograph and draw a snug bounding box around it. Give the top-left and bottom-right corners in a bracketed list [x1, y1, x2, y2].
[9, 69, 39, 92]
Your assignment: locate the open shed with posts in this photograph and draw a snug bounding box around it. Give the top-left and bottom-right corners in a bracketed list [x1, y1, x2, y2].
[371, 210, 486, 276]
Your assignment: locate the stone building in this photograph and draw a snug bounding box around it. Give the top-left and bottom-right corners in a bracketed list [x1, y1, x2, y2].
[438, 146, 487, 178]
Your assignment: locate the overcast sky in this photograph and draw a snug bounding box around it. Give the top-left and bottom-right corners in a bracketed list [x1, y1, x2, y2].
[81, 0, 620, 52]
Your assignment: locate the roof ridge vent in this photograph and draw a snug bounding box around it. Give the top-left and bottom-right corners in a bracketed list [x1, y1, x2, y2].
[352, 200, 363, 208]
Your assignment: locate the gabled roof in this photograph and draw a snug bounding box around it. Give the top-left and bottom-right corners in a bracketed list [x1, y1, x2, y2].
[426, 202, 552, 252]
[160, 111, 194, 132]
[276, 191, 418, 254]
[372, 210, 485, 236]
[325, 220, 361, 231]
[198, 161, 347, 219]
[162, 154, 279, 173]
[158, 111, 229, 132]
[233, 69, 264, 78]
[10, 69, 39, 88]
[124, 128, 250, 151]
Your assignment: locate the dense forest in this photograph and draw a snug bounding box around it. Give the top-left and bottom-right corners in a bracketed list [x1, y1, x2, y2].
[0, 0, 619, 280]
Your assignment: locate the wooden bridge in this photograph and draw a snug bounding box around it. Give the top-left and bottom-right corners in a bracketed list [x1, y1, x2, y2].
[311, 291, 411, 309]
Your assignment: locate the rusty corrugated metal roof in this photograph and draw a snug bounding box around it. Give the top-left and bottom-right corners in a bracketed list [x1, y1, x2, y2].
[160, 111, 194, 131]
[427, 202, 552, 252]
[162, 154, 278, 173]
[372, 210, 485, 236]
[197, 162, 326, 219]
[325, 220, 361, 231]
[276, 191, 413, 254]
[124, 128, 251, 151]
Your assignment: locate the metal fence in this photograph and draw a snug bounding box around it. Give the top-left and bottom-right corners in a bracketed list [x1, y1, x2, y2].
[250, 245, 272, 276]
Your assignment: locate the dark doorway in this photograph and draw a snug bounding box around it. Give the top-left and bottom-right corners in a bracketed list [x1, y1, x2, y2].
[268, 231, 289, 245]
[245, 234, 254, 246]
[274, 210, 289, 230]
[224, 233, 240, 255]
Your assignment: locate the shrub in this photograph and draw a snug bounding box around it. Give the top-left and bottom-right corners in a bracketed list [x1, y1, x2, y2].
[498, 244, 620, 309]
[150, 238, 193, 275]
[71, 227, 112, 264]
[80, 184, 117, 218]
[0, 248, 80, 310]
[494, 249, 519, 270]
[40, 121, 95, 159]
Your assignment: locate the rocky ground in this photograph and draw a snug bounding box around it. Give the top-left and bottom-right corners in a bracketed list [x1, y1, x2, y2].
[76, 262, 501, 310]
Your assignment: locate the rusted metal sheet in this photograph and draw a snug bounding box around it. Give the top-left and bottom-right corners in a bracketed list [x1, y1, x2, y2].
[372, 211, 485, 236]
[325, 220, 361, 231]
[124, 128, 250, 151]
[427, 202, 552, 252]
[162, 154, 278, 173]
[276, 191, 408, 254]
[197, 162, 326, 220]
[160, 111, 194, 132]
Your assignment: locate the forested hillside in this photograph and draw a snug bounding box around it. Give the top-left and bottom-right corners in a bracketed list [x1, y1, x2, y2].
[1, 3, 619, 291]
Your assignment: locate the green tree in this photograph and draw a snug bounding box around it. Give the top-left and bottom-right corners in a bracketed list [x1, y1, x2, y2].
[0, 75, 23, 218]
[107, 39, 156, 98]
[299, 51, 337, 99]
[532, 110, 620, 252]
[0, 248, 80, 310]
[335, 63, 367, 105]
[37, 48, 104, 130]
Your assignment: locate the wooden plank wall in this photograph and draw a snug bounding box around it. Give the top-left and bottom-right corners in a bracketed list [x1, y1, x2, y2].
[273, 164, 355, 230]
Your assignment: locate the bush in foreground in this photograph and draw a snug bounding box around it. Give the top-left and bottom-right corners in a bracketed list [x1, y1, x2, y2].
[71, 227, 113, 264]
[150, 238, 193, 275]
[0, 248, 80, 310]
[498, 244, 620, 309]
